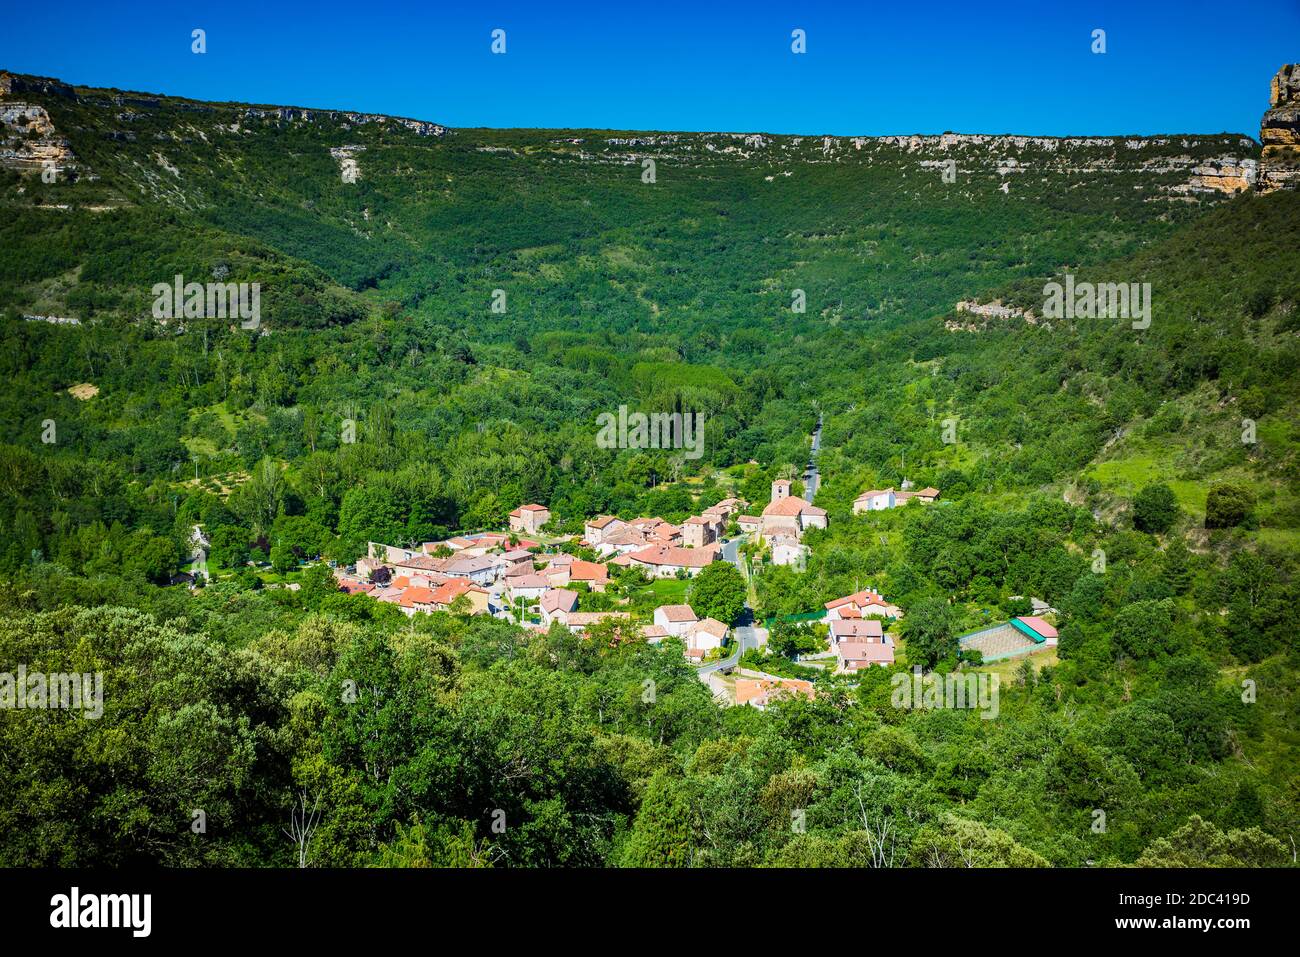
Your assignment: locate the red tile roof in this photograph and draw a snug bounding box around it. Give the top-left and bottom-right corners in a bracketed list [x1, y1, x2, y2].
[443, 555, 497, 574]
[836, 641, 895, 664]
[1015, 616, 1058, 639]
[735, 677, 815, 706]
[395, 555, 445, 571]
[566, 611, 630, 626]
[569, 560, 609, 582]
[399, 586, 438, 608]
[509, 574, 551, 590]
[761, 496, 828, 518]
[831, 619, 884, 640]
[855, 489, 891, 500]
[825, 589, 887, 610]
[603, 528, 646, 546]
[429, 578, 482, 605]
[540, 589, 579, 614]
[628, 544, 720, 568]
[657, 604, 698, 622]
[690, 617, 729, 639]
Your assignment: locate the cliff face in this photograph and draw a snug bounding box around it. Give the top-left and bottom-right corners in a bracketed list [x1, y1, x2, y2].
[1259, 64, 1300, 192]
[0, 69, 445, 183]
[0, 73, 79, 177]
[0, 68, 1262, 210]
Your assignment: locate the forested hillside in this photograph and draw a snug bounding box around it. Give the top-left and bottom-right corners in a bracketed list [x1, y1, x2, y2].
[0, 71, 1296, 868]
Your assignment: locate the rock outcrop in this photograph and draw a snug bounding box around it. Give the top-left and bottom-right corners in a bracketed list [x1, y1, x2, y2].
[0, 94, 78, 177]
[0, 71, 76, 100]
[1259, 64, 1300, 192]
[1176, 157, 1256, 195]
[240, 105, 446, 137]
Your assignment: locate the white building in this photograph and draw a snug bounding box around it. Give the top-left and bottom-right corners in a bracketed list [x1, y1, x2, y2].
[853, 489, 896, 513]
[769, 536, 807, 568]
[539, 588, 579, 627]
[653, 604, 699, 638]
[685, 618, 729, 656]
[507, 573, 551, 603]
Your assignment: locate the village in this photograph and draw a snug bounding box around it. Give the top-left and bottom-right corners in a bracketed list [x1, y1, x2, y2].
[318, 471, 1061, 710]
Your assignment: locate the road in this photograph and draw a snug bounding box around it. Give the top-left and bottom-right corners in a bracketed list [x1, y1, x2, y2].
[699, 535, 764, 674]
[699, 611, 761, 675]
[803, 413, 823, 500]
[701, 415, 820, 676]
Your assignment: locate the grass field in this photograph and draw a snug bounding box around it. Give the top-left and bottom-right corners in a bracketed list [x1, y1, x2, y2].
[1087, 452, 1211, 516]
[625, 578, 690, 619]
[976, 649, 1060, 680]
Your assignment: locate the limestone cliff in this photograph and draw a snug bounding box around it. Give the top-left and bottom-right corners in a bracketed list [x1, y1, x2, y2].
[0, 102, 78, 177]
[1259, 64, 1300, 192]
[0, 68, 445, 184]
[0, 67, 1265, 206]
[0, 72, 80, 178]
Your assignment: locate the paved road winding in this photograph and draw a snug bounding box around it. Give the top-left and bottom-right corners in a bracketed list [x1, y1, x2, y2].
[699, 536, 762, 674]
[700, 414, 821, 676]
[803, 413, 823, 501]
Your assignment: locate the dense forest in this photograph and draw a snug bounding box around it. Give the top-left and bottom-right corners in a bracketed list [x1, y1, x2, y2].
[0, 73, 1297, 867]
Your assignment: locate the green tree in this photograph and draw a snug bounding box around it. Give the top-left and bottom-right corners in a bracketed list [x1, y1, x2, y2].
[621, 771, 694, 867]
[768, 621, 824, 658]
[336, 485, 404, 559]
[209, 524, 251, 570]
[1205, 483, 1255, 529]
[1132, 483, 1178, 533]
[910, 816, 1050, 868]
[687, 561, 747, 626]
[1112, 599, 1176, 660]
[1160, 539, 1193, 595]
[900, 597, 957, 669]
[1136, 815, 1288, 867]
[270, 542, 296, 575]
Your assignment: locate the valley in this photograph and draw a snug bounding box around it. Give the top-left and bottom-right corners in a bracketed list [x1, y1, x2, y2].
[0, 61, 1297, 871]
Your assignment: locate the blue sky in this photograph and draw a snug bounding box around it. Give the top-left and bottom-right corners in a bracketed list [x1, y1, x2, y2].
[2, 0, 1295, 136]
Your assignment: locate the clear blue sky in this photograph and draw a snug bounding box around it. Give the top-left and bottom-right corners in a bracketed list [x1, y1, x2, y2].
[2, 0, 1294, 137]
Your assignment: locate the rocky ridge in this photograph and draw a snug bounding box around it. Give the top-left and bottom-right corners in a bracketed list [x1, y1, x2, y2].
[0, 68, 1272, 203]
[1259, 64, 1300, 192]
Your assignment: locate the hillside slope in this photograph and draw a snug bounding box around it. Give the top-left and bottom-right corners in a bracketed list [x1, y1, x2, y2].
[0, 70, 1297, 872]
[1, 69, 1258, 329]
